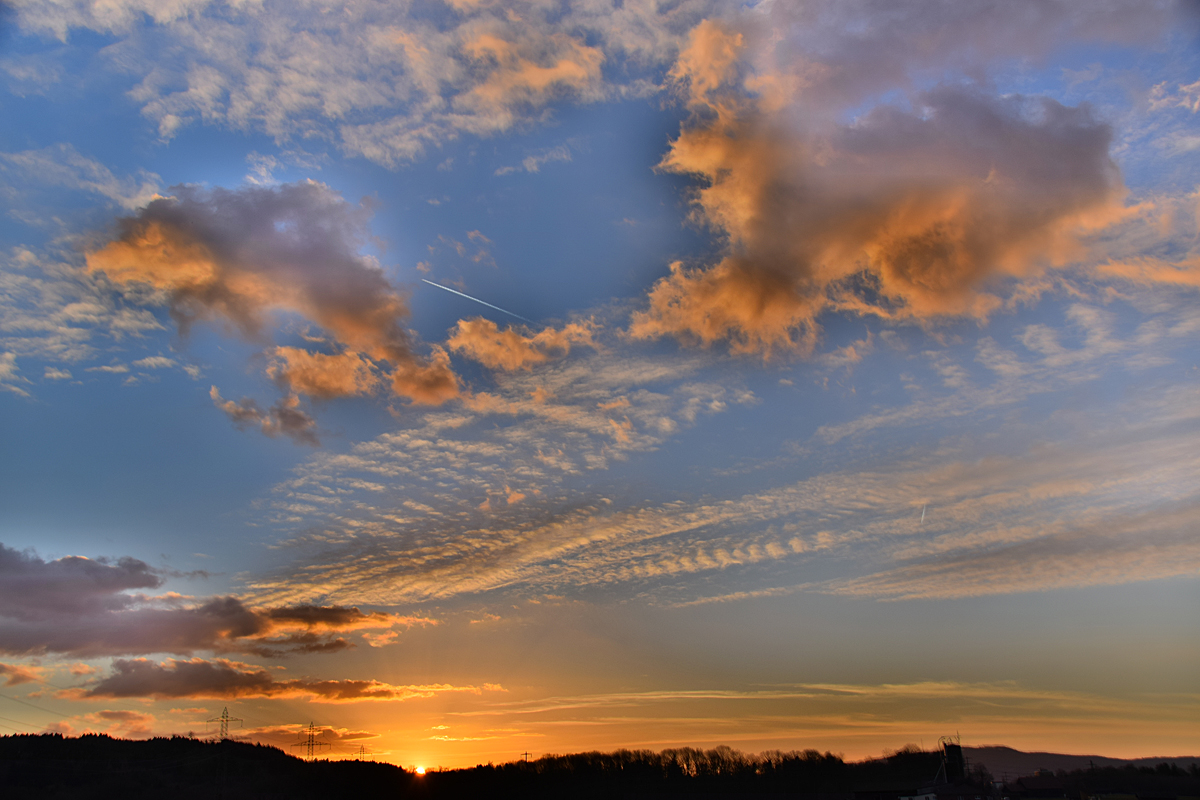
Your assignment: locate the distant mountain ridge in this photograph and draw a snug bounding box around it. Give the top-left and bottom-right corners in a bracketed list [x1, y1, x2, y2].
[965, 746, 1200, 778]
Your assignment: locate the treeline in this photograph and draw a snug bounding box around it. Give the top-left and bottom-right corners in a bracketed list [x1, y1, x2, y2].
[414, 745, 945, 797]
[2, 733, 1198, 800]
[1016, 762, 1200, 800]
[0, 733, 405, 799]
[0, 735, 948, 799]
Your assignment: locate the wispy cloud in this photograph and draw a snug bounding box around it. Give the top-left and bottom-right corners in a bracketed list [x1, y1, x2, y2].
[0, 246, 163, 368]
[0, 143, 161, 210]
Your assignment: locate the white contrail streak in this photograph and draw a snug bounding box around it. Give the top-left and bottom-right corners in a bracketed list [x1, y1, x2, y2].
[921, 504, 926, 524]
[421, 279, 532, 324]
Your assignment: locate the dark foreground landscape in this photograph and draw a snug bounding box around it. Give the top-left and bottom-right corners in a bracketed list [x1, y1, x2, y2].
[2, 734, 1198, 800]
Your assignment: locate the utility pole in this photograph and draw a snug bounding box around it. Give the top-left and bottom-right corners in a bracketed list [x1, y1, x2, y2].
[522, 751, 532, 762]
[292, 722, 331, 760]
[206, 707, 243, 740]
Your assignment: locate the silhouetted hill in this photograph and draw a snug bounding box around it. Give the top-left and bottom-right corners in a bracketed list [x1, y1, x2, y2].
[0, 733, 407, 799]
[966, 746, 1200, 778]
[3, 734, 1198, 799]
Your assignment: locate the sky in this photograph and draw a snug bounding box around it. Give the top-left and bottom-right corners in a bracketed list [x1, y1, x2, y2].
[0, 0, 1198, 770]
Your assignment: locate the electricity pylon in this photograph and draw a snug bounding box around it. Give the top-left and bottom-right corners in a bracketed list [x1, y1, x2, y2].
[206, 707, 243, 740]
[292, 722, 331, 759]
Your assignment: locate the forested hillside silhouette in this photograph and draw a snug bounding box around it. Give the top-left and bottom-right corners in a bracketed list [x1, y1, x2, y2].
[2, 733, 1198, 799]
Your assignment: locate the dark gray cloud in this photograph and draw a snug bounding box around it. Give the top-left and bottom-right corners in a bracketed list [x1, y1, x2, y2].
[209, 387, 320, 447]
[755, 0, 1179, 117]
[80, 657, 491, 703]
[0, 543, 403, 658]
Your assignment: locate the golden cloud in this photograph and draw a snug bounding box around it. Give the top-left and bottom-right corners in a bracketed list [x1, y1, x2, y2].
[266, 347, 378, 399]
[447, 317, 595, 370]
[630, 20, 1127, 356]
[86, 182, 460, 412]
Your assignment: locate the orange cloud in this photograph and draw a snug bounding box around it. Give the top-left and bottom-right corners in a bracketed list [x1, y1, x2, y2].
[447, 317, 595, 370]
[1094, 256, 1200, 287]
[266, 347, 378, 399]
[629, 20, 1126, 356]
[0, 661, 40, 686]
[86, 181, 459, 408]
[458, 32, 604, 128]
[390, 346, 459, 405]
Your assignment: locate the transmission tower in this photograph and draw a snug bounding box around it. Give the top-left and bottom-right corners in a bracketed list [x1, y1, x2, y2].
[358, 745, 367, 760]
[206, 707, 243, 740]
[292, 722, 331, 759]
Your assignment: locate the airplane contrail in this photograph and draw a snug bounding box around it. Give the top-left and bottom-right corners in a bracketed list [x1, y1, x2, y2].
[421, 279, 532, 324]
[921, 504, 926, 524]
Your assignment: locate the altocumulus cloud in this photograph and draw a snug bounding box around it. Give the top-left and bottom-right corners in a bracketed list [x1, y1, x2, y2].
[8, 0, 684, 165]
[0, 543, 425, 658]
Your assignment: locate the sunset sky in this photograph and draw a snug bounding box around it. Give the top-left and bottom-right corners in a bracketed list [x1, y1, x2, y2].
[1, 0, 1198, 769]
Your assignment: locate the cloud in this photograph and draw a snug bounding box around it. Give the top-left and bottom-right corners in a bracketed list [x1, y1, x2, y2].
[11, 1, 701, 167]
[86, 181, 401, 355]
[210, 386, 319, 446]
[79, 657, 499, 703]
[132, 355, 175, 369]
[266, 347, 378, 399]
[0, 661, 40, 686]
[494, 143, 573, 176]
[249, 370, 1200, 606]
[824, 500, 1200, 601]
[455, 31, 605, 129]
[389, 346, 460, 406]
[241, 722, 381, 749]
[0, 542, 416, 657]
[86, 181, 459, 413]
[0, 246, 164, 368]
[9, 0, 1181, 176]
[85, 363, 129, 374]
[0, 143, 161, 210]
[83, 709, 155, 738]
[630, 17, 1128, 355]
[0, 351, 29, 395]
[247, 347, 727, 560]
[447, 318, 595, 370]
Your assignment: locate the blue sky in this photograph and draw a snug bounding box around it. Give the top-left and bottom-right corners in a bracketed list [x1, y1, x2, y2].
[0, 0, 1198, 766]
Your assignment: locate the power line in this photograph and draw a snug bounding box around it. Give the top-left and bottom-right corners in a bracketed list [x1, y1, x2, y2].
[0, 713, 42, 729]
[0, 691, 73, 719]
